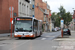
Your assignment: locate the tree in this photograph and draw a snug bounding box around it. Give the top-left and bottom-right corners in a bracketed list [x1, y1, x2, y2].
[58, 6, 72, 26]
[65, 12, 72, 26]
[51, 6, 72, 27]
[51, 12, 60, 27]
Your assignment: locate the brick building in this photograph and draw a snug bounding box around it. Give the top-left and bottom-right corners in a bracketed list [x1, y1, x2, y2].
[0, 0, 51, 33]
[35, 0, 43, 20]
[35, 0, 51, 32]
[0, 0, 35, 33]
[0, 0, 18, 33]
[71, 10, 75, 30]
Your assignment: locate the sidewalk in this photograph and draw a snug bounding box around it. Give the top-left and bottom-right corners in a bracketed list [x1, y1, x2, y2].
[0, 33, 14, 40]
[0, 33, 14, 37]
[54, 30, 75, 50]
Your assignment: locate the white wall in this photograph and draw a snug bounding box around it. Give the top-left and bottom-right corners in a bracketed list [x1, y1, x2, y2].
[18, 0, 31, 17]
[30, 0, 35, 17]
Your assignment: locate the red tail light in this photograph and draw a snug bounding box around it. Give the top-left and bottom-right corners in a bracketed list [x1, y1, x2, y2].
[67, 30, 70, 32]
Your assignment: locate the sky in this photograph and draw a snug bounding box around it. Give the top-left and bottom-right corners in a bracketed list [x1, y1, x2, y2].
[43, 0, 75, 14]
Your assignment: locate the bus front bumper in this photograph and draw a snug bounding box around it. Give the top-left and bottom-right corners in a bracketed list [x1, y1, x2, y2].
[14, 34, 34, 38]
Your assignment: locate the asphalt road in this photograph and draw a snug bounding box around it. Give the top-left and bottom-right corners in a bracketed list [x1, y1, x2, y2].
[0, 31, 61, 50]
[35, 31, 61, 40]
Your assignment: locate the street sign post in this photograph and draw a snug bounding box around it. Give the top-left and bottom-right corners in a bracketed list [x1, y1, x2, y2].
[9, 6, 14, 37]
[61, 19, 64, 37]
[61, 20, 64, 28]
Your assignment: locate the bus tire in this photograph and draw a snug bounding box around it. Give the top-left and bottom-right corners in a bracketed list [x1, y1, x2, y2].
[18, 37, 21, 39]
[35, 33, 37, 37]
[39, 32, 42, 37]
[32, 34, 36, 39]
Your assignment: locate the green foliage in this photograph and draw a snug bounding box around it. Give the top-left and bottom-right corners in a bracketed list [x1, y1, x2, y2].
[51, 6, 72, 27]
[51, 12, 61, 27]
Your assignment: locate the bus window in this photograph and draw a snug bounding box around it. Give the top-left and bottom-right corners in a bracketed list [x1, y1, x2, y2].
[33, 20, 38, 31]
[15, 20, 32, 32]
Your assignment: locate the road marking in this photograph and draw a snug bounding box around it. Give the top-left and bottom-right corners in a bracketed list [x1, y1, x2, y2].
[54, 38, 75, 40]
[9, 40, 30, 50]
[46, 36, 55, 37]
[41, 38, 46, 40]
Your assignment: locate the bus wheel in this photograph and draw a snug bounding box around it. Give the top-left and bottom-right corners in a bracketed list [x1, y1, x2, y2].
[34, 33, 37, 38]
[39, 32, 42, 37]
[18, 37, 21, 39]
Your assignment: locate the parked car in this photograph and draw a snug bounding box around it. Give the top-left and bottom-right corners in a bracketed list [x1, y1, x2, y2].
[58, 27, 61, 30]
[52, 28, 55, 31]
[63, 28, 71, 35]
[54, 28, 57, 31]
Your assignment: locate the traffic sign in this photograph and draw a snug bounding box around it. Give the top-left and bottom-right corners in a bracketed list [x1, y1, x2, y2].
[9, 6, 14, 38]
[33, 15, 34, 17]
[61, 20, 64, 24]
[61, 20, 64, 28]
[9, 6, 14, 11]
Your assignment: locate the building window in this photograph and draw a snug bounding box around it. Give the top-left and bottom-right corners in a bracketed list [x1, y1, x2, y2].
[19, 2, 21, 12]
[20, 2, 21, 4]
[24, 5, 26, 14]
[44, 17, 46, 21]
[46, 17, 47, 22]
[22, 3, 24, 13]
[25, 0, 30, 3]
[27, 6, 28, 15]
[27, 6, 28, 8]
[21, 4, 22, 13]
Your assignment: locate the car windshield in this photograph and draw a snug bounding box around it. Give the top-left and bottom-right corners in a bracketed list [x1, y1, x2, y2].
[15, 20, 32, 32]
[63, 29, 68, 31]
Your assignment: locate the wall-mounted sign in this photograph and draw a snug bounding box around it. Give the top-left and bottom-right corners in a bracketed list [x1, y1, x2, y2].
[14, 13, 17, 16]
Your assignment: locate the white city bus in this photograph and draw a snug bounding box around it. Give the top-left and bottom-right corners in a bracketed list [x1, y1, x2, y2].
[14, 17, 42, 38]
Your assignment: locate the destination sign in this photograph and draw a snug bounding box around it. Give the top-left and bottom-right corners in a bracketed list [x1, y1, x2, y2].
[16, 18, 32, 21]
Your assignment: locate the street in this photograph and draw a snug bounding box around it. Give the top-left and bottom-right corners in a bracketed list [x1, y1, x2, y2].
[0, 0, 75, 50]
[35, 31, 61, 40]
[0, 31, 61, 50]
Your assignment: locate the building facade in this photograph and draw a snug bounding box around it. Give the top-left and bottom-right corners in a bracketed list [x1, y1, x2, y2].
[0, 0, 51, 33]
[0, 0, 35, 33]
[70, 10, 75, 30]
[0, 0, 18, 33]
[18, 0, 35, 17]
[35, 0, 51, 32]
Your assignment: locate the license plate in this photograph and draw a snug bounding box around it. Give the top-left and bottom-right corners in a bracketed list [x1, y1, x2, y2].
[64, 33, 67, 34]
[22, 35, 25, 37]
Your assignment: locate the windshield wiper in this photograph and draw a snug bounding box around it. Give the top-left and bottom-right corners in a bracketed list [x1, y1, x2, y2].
[23, 30, 32, 32]
[29, 30, 32, 32]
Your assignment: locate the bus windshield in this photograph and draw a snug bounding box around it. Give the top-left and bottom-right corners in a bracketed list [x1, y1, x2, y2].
[15, 20, 32, 32]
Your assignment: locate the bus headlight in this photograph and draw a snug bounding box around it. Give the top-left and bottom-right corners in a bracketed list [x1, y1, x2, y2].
[30, 33, 33, 36]
[15, 33, 18, 35]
